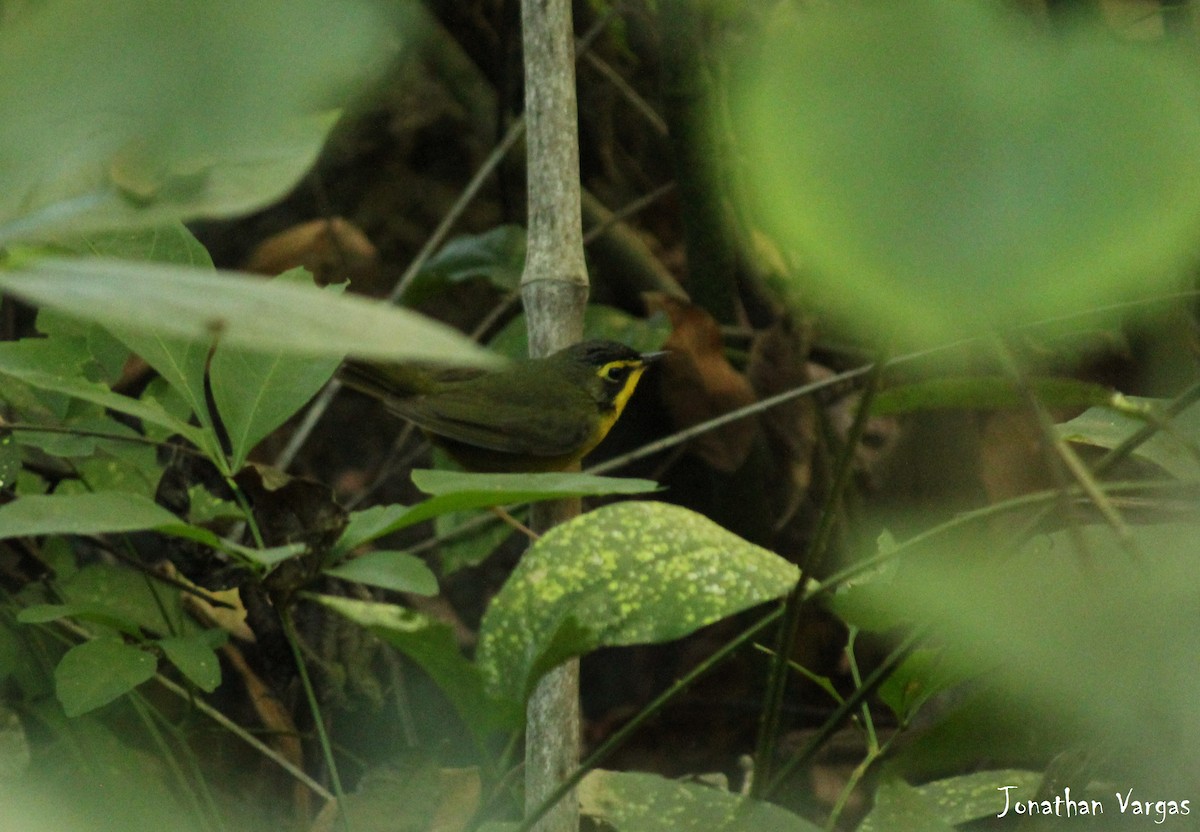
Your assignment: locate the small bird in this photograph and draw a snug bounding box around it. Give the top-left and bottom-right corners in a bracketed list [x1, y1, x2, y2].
[340, 339, 664, 472]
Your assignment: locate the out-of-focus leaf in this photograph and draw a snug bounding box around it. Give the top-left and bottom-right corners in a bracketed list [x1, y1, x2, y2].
[872, 377, 1114, 417]
[734, 0, 1200, 348]
[0, 0, 401, 242]
[1057, 398, 1200, 480]
[0, 259, 502, 366]
[848, 522, 1200, 785]
[477, 501, 798, 702]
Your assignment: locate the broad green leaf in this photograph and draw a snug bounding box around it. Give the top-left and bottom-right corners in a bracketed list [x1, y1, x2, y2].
[0, 492, 184, 539]
[17, 602, 142, 637]
[477, 501, 799, 702]
[579, 770, 820, 832]
[71, 224, 214, 269]
[336, 472, 657, 553]
[59, 563, 195, 637]
[855, 780, 956, 832]
[1057, 398, 1200, 480]
[157, 632, 226, 692]
[35, 308, 130, 385]
[0, 259, 501, 365]
[859, 771, 1043, 832]
[0, 0, 400, 242]
[59, 225, 218, 437]
[871, 377, 1113, 417]
[733, 0, 1200, 348]
[0, 338, 201, 444]
[325, 551, 438, 596]
[403, 225, 527, 306]
[102, 327, 212, 440]
[209, 268, 344, 469]
[313, 595, 521, 742]
[54, 638, 157, 716]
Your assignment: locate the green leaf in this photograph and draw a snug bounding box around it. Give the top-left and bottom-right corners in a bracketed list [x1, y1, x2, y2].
[859, 771, 1043, 832]
[477, 501, 799, 702]
[235, 543, 307, 569]
[853, 522, 1200, 782]
[59, 563, 195, 637]
[0, 492, 183, 539]
[1057, 398, 1200, 480]
[157, 631, 225, 692]
[325, 551, 438, 596]
[16, 602, 142, 637]
[54, 638, 157, 717]
[0, 339, 202, 444]
[336, 472, 657, 553]
[313, 595, 520, 743]
[62, 225, 218, 441]
[209, 268, 344, 469]
[35, 308, 131, 385]
[734, 0, 1200, 348]
[0, 259, 502, 365]
[70, 224, 215, 269]
[855, 779, 957, 832]
[579, 769, 820, 832]
[403, 225, 527, 305]
[0, 0, 400, 242]
[871, 377, 1114, 417]
[0, 430, 18, 491]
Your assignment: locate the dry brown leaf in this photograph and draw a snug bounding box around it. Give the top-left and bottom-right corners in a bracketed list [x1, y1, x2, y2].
[244, 217, 379, 288]
[747, 319, 818, 528]
[644, 293, 758, 472]
[979, 409, 1055, 504]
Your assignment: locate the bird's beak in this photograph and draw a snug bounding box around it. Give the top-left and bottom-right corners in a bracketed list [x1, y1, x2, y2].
[640, 350, 669, 365]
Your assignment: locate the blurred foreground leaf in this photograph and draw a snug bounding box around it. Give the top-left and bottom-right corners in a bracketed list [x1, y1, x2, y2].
[0, 0, 401, 242]
[0, 259, 499, 365]
[734, 0, 1200, 347]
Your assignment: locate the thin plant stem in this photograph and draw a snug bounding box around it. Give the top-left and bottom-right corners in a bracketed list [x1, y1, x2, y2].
[279, 608, 349, 826]
[758, 628, 923, 802]
[507, 606, 784, 832]
[751, 351, 886, 793]
[990, 335, 1141, 562]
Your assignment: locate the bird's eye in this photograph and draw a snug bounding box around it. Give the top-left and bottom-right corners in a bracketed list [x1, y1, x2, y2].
[600, 363, 632, 384]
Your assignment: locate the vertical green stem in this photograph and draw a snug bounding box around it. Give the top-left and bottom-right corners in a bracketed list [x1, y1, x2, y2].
[751, 354, 886, 793]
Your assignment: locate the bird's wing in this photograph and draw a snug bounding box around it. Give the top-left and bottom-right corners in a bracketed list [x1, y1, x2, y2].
[394, 379, 592, 457]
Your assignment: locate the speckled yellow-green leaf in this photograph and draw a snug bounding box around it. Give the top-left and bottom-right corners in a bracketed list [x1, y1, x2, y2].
[477, 501, 799, 703]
